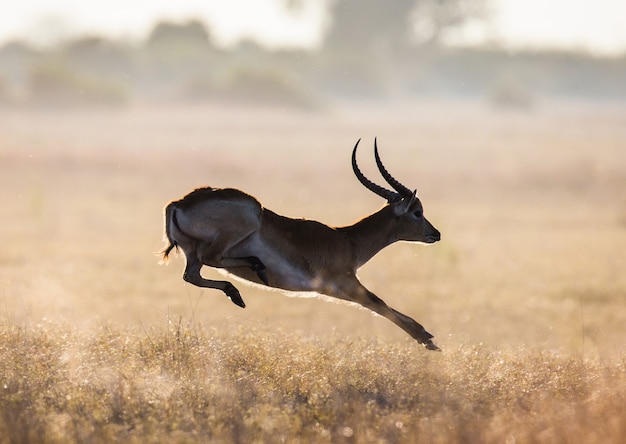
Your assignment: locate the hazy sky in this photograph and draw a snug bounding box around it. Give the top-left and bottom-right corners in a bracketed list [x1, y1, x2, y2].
[1, 0, 625, 55]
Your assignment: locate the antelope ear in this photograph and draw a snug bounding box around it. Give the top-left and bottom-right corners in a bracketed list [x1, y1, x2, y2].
[392, 190, 417, 216]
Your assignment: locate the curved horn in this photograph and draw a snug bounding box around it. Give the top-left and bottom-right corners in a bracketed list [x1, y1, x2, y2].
[352, 139, 401, 203]
[374, 138, 413, 198]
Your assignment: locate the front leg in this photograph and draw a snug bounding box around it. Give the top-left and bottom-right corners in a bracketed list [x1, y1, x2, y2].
[332, 277, 440, 351]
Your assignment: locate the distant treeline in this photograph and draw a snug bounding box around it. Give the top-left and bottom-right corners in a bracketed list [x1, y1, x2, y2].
[0, 16, 624, 108]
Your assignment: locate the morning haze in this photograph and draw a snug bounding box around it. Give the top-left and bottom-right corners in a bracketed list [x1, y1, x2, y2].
[1, 1, 624, 442]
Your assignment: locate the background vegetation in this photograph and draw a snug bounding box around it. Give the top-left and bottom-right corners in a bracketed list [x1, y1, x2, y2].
[0, 0, 625, 108]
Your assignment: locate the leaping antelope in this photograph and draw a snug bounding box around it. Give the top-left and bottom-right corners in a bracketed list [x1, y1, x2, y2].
[162, 139, 441, 350]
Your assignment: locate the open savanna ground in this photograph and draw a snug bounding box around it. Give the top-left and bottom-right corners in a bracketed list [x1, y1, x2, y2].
[0, 100, 625, 442]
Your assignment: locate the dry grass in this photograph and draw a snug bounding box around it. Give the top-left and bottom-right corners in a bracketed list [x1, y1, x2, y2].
[1, 322, 624, 443]
[1, 100, 625, 442]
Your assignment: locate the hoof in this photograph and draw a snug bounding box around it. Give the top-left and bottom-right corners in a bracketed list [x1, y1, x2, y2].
[421, 339, 441, 351]
[224, 284, 246, 308]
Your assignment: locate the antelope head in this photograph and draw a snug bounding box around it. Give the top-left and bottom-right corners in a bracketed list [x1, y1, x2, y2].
[352, 138, 441, 244]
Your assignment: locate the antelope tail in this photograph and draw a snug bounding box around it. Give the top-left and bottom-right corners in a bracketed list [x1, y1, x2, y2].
[161, 203, 179, 262]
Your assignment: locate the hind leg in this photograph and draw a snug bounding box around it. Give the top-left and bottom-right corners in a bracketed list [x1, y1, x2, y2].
[198, 240, 269, 285]
[182, 252, 246, 308]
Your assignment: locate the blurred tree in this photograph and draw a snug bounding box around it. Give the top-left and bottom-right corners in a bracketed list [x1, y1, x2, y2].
[28, 58, 129, 107]
[316, 0, 488, 98]
[283, 0, 308, 12]
[413, 0, 489, 45]
[143, 19, 217, 99]
[0, 41, 39, 90]
[64, 36, 134, 79]
[0, 74, 8, 104]
[146, 20, 213, 50]
[323, 0, 488, 53]
[324, 0, 415, 54]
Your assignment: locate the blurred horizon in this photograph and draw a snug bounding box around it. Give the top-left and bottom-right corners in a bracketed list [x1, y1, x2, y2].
[1, 0, 626, 56]
[1, 0, 625, 110]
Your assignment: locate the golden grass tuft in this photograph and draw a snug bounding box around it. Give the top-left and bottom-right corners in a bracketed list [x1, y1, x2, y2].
[1, 321, 624, 443]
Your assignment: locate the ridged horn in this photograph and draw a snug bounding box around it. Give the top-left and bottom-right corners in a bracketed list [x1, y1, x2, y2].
[352, 139, 401, 203]
[374, 138, 413, 198]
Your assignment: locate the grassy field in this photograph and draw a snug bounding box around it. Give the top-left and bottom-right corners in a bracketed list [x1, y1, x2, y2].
[0, 100, 625, 442]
